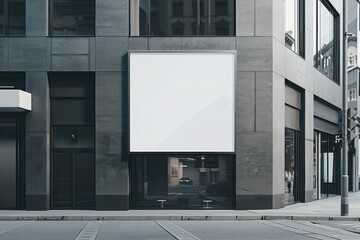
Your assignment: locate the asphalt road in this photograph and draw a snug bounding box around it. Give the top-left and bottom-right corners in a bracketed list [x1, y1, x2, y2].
[0, 220, 359, 240]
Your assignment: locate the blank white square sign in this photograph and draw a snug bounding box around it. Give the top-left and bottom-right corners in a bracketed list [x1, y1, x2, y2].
[129, 51, 235, 152]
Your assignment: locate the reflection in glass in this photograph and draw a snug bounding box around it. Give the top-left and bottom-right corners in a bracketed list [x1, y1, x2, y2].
[319, 132, 339, 198]
[313, 0, 337, 81]
[285, 128, 297, 205]
[135, 0, 234, 36]
[284, 0, 298, 51]
[0, 123, 17, 209]
[50, 0, 95, 36]
[132, 154, 234, 209]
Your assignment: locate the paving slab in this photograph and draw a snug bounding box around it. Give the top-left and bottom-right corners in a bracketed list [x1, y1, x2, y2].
[0, 192, 360, 221]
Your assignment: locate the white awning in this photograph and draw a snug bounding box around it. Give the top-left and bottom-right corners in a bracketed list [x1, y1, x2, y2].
[0, 90, 31, 112]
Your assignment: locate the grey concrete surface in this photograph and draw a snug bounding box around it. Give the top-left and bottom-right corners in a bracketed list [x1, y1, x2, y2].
[0, 220, 359, 240]
[1, 192, 360, 221]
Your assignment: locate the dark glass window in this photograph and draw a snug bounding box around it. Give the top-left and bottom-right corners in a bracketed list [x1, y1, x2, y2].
[313, 0, 339, 83]
[131, 154, 234, 209]
[215, 0, 228, 15]
[284, 0, 305, 57]
[172, 1, 183, 17]
[132, 0, 234, 36]
[50, 0, 95, 36]
[0, 0, 25, 36]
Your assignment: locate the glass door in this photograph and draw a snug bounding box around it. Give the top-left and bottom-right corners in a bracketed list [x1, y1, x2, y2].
[285, 128, 299, 205]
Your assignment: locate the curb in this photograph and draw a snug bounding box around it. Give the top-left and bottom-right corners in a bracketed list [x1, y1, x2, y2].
[0, 215, 359, 221]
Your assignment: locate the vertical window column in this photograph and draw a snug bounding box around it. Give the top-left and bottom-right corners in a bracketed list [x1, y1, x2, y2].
[0, 0, 25, 36]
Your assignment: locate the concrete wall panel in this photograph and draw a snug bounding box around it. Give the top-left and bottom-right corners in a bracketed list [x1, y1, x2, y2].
[26, 38, 47, 71]
[96, 37, 128, 71]
[182, 37, 232, 50]
[236, 132, 273, 196]
[9, 38, 26, 71]
[26, 0, 47, 36]
[51, 55, 90, 71]
[255, 72, 273, 132]
[96, 71, 128, 209]
[129, 37, 148, 50]
[51, 38, 89, 55]
[96, 0, 129, 36]
[255, 0, 272, 36]
[25, 72, 50, 210]
[272, 72, 285, 196]
[236, 37, 272, 71]
[149, 37, 182, 50]
[236, 72, 255, 132]
[236, 0, 254, 36]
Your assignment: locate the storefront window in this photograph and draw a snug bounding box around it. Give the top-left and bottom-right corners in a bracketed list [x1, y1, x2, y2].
[131, 154, 234, 209]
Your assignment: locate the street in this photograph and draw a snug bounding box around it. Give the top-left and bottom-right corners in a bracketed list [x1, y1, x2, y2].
[0, 220, 359, 240]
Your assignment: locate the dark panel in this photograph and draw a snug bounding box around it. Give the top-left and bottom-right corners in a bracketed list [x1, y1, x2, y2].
[96, 195, 129, 210]
[139, 0, 234, 36]
[147, 156, 168, 196]
[51, 99, 95, 125]
[52, 152, 73, 209]
[50, 0, 95, 36]
[8, 0, 25, 36]
[75, 152, 95, 209]
[0, 72, 25, 89]
[235, 194, 283, 210]
[49, 72, 95, 98]
[0, 0, 4, 35]
[25, 195, 50, 210]
[53, 126, 94, 149]
[0, 123, 17, 209]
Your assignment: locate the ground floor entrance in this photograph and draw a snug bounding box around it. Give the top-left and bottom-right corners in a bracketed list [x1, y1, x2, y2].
[131, 154, 234, 209]
[313, 131, 340, 199]
[52, 151, 95, 209]
[0, 118, 24, 209]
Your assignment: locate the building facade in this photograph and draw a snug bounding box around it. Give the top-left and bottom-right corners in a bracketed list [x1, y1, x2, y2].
[0, 0, 347, 211]
[347, 0, 360, 193]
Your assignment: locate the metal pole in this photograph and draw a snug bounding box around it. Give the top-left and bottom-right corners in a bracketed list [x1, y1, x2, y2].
[341, 0, 349, 216]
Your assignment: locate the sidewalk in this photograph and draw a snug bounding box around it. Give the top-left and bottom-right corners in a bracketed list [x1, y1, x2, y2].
[1, 192, 360, 221]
